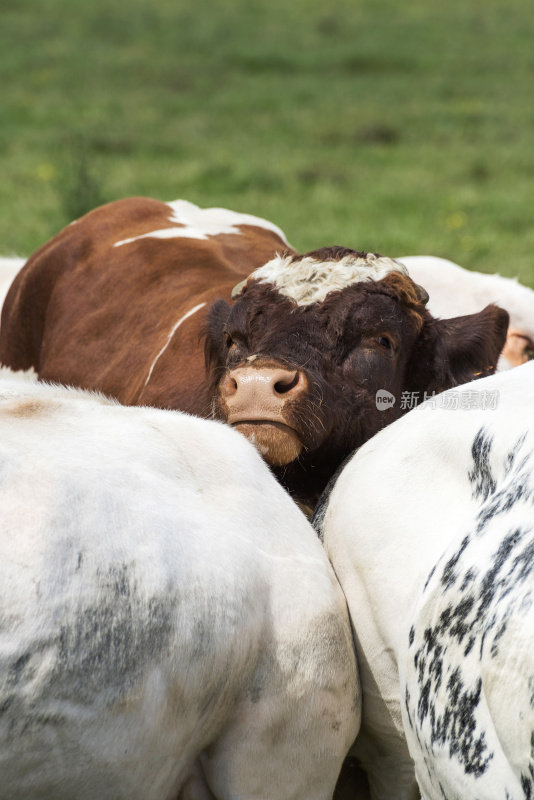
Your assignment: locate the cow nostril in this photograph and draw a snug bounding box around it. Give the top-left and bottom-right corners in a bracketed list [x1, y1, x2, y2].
[222, 374, 238, 396]
[274, 372, 300, 395]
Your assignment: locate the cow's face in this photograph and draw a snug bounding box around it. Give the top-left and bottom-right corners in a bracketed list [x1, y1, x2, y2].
[205, 248, 509, 504]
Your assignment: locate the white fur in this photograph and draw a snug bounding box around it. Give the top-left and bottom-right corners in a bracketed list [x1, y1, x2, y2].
[320, 362, 534, 799]
[0, 256, 25, 316]
[0, 365, 38, 393]
[250, 252, 408, 306]
[0, 373, 359, 800]
[114, 199, 291, 248]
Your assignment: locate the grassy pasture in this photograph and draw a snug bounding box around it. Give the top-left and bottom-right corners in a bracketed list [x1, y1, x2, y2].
[1, 0, 534, 283]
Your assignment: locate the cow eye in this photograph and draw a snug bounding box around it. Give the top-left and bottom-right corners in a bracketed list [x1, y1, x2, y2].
[224, 332, 247, 360]
[377, 335, 392, 350]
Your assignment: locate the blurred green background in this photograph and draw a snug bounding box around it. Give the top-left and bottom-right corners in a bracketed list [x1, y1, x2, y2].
[2, 0, 533, 282]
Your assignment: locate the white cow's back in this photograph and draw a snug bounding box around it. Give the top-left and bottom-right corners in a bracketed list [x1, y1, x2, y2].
[0, 373, 359, 800]
[0, 257, 25, 319]
[399, 256, 534, 321]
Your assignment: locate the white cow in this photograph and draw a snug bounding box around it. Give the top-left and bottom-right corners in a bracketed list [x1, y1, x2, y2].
[0, 369, 360, 800]
[400, 255, 534, 369]
[317, 362, 534, 800]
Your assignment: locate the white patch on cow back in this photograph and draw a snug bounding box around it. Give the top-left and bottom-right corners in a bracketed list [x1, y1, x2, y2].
[249, 252, 408, 306]
[141, 302, 206, 393]
[114, 199, 290, 248]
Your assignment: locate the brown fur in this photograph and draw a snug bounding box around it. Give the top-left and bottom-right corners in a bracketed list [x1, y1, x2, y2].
[204, 272, 507, 504]
[291, 246, 379, 263]
[0, 198, 287, 418]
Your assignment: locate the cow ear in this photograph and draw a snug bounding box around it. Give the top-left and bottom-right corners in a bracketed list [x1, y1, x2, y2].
[408, 304, 509, 395]
[203, 299, 231, 372]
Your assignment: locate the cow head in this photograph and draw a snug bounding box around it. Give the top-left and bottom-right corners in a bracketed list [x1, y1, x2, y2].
[204, 247, 509, 508]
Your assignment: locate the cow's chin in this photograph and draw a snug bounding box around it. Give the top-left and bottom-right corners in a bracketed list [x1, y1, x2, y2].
[232, 421, 303, 467]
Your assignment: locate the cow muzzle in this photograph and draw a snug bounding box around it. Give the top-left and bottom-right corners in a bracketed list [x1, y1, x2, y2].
[219, 363, 308, 466]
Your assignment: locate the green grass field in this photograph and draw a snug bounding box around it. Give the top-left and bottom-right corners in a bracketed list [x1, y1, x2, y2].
[2, 0, 534, 283]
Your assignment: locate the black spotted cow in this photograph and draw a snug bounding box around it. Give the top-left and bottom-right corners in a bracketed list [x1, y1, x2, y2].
[317, 361, 534, 799]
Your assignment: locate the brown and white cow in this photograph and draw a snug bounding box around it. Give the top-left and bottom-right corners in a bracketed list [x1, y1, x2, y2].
[0, 197, 509, 510]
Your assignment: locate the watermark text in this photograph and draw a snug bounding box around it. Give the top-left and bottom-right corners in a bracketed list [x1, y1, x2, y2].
[376, 389, 499, 411]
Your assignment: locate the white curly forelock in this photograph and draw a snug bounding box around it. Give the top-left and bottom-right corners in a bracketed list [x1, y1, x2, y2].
[247, 252, 409, 306]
